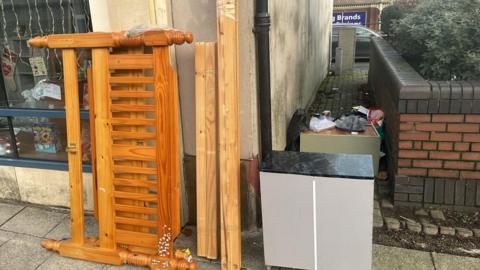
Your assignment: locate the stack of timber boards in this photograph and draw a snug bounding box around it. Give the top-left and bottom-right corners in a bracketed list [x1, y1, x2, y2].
[195, 0, 242, 269]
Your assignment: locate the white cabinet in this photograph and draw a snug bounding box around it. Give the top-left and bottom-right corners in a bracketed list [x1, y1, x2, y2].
[261, 171, 374, 270]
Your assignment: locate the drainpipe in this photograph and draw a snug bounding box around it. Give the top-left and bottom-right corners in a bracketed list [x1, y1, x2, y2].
[254, 0, 272, 167]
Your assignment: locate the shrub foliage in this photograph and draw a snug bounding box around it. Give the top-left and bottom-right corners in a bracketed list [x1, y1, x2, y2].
[380, 4, 407, 36]
[391, 0, 480, 80]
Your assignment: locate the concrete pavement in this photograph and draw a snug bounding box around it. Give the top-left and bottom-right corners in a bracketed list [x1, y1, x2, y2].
[1, 201, 480, 270]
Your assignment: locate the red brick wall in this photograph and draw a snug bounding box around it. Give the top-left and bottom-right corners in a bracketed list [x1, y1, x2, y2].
[398, 114, 480, 180]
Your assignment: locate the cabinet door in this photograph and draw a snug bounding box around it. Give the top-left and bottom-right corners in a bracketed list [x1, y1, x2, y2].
[315, 177, 374, 270]
[261, 172, 315, 269]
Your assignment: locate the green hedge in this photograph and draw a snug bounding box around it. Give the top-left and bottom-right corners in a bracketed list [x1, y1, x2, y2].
[391, 0, 480, 80]
[380, 4, 406, 36]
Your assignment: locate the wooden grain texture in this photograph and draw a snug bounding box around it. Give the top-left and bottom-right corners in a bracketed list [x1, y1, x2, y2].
[153, 46, 176, 255]
[92, 48, 115, 249]
[195, 42, 219, 259]
[28, 30, 193, 49]
[217, 0, 241, 269]
[109, 54, 153, 70]
[62, 49, 85, 245]
[31, 31, 194, 269]
[110, 48, 152, 239]
[87, 66, 99, 221]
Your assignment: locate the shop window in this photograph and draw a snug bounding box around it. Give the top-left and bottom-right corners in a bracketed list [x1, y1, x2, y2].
[0, 0, 92, 170]
[12, 116, 90, 162]
[0, 117, 15, 157]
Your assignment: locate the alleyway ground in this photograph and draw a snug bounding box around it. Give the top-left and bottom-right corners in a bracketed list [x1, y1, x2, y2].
[2, 200, 480, 269]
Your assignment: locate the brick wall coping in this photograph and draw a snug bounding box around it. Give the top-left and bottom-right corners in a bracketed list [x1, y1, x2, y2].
[370, 37, 480, 114]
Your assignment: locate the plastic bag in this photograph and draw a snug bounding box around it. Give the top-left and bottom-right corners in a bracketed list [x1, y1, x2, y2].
[335, 115, 368, 132]
[309, 115, 336, 132]
[125, 24, 171, 37]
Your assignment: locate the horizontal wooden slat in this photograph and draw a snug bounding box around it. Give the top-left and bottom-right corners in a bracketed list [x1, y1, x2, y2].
[115, 216, 157, 228]
[110, 118, 156, 126]
[111, 104, 155, 112]
[116, 229, 158, 248]
[109, 54, 153, 70]
[114, 191, 157, 201]
[113, 165, 157, 174]
[114, 204, 157, 215]
[111, 131, 156, 140]
[109, 76, 154, 84]
[112, 145, 156, 161]
[114, 178, 157, 188]
[110, 90, 154, 98]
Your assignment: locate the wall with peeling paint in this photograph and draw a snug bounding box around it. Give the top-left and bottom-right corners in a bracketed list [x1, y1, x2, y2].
[270, 0, 333, 150]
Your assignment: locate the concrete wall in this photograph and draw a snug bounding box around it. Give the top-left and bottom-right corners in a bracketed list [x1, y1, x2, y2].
[0, 166, 94, 210]
[171, 1, 259, 160]
[270, 0, 333, 150]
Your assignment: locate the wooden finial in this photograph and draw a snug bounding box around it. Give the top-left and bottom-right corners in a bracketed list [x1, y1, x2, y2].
[166, 31, 194, 45]
[28, 36, 48, 48]
[41, 239, 62, 251]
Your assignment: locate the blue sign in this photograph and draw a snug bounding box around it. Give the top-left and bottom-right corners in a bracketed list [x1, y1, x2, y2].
[333, 11, 368, 25]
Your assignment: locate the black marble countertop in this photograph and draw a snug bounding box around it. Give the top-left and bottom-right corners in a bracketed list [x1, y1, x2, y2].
[261, 151, 374, 180]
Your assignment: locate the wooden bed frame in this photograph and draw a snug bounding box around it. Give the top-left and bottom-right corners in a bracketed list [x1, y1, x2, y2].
[29, 29, 195, 270]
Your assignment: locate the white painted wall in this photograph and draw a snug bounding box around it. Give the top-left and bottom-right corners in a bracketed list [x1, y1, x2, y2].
[270, 0, 333, 150]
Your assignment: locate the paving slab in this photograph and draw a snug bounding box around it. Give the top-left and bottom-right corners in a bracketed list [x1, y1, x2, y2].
[0, 233, 52, 270]
[38, 254, 104, 270]
[103, 264, 147, 270]
[0, 206, 66, 237]
[194, 261, 220, 270]
[432, 252, 480, 270]
[0, 202, 24, 225]
[45, 215, 98, 240]
[0, 229, 17, 246]
[372, 244, 435, 270]
[242, 230, 265, 269]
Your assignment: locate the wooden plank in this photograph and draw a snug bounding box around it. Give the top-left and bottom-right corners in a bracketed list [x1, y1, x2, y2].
[113, 191, 158, 202]
[153, 46, 176, 253]
[195, 43, 207, 258]
[109, 54, 153, 69]
[62, 49, 85, 245]
[115, 216, 157, 228]
[114, 178, 157, 189]
[87, 66, 99, 221]
[114, 204, 157, 215]
[111, 104, 155, 112]
[195, 42, 219, 259]
[170, 52, 182, 238]
[116, 230, 158, 248]
[56, 240, 123, 265]
[109, 76, 154, 84]
[92, 48, 115, 249]
[111, 145, 156, 161]
[113, 165, 157, 175]
[110, 91, 154, 98]
[111, 131, 156, 140]
[217, 1, 241, 268]
[110, 118, 155, 126]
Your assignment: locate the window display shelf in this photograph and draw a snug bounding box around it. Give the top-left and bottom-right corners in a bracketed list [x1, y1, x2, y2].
[0, 108, 90, 119]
